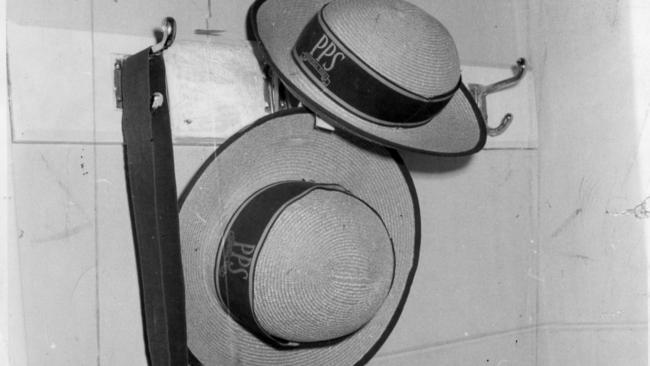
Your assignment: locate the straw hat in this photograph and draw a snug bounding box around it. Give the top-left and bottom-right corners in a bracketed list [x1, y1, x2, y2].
[179, 110, 420, 365]
[251, 0, 487, 155]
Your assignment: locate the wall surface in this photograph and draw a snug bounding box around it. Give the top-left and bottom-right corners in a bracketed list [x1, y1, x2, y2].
[8, 0, 646, 365]
[528, 0, 649, 364]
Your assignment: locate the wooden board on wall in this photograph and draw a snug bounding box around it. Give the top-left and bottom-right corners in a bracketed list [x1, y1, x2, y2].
[7, 0, 535, 149]
[7, 26, 537, 149]
[7, 0, 260, 144]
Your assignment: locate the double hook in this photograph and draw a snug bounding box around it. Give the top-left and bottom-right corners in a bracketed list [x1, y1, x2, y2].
[263, 65, 300, 113]
[468, 58, 527, 137]
[264, 58, 528, 138]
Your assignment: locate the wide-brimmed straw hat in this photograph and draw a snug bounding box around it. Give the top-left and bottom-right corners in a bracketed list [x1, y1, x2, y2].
[251, 0, 487, 156]
[179, 110, 420, 365]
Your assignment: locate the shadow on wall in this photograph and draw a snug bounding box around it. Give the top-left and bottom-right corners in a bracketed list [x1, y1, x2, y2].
[400, 151, 473, 174]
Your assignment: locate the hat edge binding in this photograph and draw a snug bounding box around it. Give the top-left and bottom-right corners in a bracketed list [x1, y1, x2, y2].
[353, 148, 421, 366]
[177, 108, 311, 209]
[180, 108, 421, 365]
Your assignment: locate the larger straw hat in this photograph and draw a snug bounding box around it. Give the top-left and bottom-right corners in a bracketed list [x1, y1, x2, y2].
[251, 0, 487, 156]
[179, 110, 420, 365]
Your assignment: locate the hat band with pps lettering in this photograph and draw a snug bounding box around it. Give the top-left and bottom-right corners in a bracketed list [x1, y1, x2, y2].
[215, 180, 390, 348]
[291, 7, 460, 127]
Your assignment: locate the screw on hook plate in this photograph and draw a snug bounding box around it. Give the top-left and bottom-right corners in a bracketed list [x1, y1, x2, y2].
[151, 92, 164, 111]
[468, 58, 527, 137]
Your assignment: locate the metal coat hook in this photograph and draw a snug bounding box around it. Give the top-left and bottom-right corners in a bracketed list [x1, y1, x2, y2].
[263, 65, 300, 113]
[468, 58, 527, 137]
[115, 17, 177, 109]
[151, 17, 176, 54]
[263, 65, 284, 113]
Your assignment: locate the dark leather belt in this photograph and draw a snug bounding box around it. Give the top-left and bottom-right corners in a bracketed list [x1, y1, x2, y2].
[121, 47, 189, 366]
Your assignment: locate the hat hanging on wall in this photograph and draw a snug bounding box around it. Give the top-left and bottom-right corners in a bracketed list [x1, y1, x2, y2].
[179, 109, 420, 365]
[252, 0, 487, 156]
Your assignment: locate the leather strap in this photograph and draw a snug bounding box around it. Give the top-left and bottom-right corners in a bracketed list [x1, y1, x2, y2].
[121, 48, 189, 366]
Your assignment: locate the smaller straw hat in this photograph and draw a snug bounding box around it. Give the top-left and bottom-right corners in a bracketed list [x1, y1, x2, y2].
[251, 0, 487, 156]
[179, 110, 420, 365]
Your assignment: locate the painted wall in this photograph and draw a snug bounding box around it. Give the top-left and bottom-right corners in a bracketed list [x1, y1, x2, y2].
[7, 0, 647, 365]
[6, 0, 538, 363]
[528, 0, 649, 364]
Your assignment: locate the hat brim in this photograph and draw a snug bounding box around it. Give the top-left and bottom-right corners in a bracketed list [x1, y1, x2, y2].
[251, 0, 487, 156]
[179, 109, 420, 365]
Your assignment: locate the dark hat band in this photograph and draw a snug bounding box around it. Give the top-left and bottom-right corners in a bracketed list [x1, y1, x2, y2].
[215, 180, 392, 349]
[216, 181, 323, 348]
[291, 7, 460, 127]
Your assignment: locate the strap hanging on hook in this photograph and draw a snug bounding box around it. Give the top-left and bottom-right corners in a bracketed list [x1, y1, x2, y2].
[115, 17, 177, 109]
[151, 17, 177, 54]
[468, 58, 527, 137]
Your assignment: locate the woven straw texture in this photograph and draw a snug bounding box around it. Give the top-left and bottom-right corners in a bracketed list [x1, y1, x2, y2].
[180, 111, 417, 365]
[323, 0, 459, 98]
[254, 188, 395, 342]
[255, 0, 486, 155]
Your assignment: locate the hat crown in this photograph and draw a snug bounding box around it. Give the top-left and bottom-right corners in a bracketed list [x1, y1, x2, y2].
[323, 0, 460, 98]
[253, 188, 395, 343]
